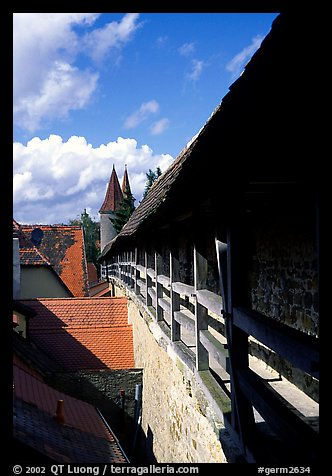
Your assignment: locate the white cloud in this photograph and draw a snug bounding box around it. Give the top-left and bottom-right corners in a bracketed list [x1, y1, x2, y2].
[156, 36, 168, 47]
[178, 42, 195, 57]
[150, 118, 170, 135]
[14, 62, 99, 132]
[124, 100, 159, 129]
[13, 134, 174, 224]
[187, 59, 205, 81]
[83, 13, 141, 62]
[13, 13, 141, 132]
[226, 35, 263, 77]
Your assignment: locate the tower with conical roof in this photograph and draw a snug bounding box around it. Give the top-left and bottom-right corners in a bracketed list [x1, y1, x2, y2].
[121, 164, 131, 197]
[99, 165, 123, 251]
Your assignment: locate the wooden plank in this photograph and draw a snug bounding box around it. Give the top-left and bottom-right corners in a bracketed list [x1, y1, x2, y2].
[158, 297, 171, 315]
[233, 307, 319, 379]
[172, 282, 195, 297]
[200, 330, 229, 372]
[174, 309, 195, 333]
[237, 367, 319, 457]
[146, 267, 155, 279]
[136, 264, 145, 274]
[148, 287, 156, 302]
[137, 279, 145, 290]
[208, 315, 225, 335]
[157, 274, 171, 289]
[196, 289, 223, 316]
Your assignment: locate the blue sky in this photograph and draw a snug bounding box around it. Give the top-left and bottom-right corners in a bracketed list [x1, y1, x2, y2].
[13, 12, 279, 224]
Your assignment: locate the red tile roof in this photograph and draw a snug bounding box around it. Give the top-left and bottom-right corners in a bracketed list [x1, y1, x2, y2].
[99, 166, 123, 213]
[13, 364, 128, 463]
[87, 262, 98, 285]
[122, 165, 132, 196]
[19, 224, 89, 297]
[19, 297, 134, 371]
[14, 353, 44, 380]
[13, 220, 51, 266]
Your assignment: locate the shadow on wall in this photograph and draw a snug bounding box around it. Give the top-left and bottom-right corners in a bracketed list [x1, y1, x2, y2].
[47, 370, 143, 461]
[131, 424, 157, 464]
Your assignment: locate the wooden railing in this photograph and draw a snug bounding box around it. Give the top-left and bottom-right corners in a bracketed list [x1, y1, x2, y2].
[101, 244, 319, 463]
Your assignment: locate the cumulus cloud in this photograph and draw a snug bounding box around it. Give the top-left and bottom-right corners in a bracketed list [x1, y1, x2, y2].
[178, 42, 195, 57]
[150, 118, 170, 135]
[83, 13, 141, 62]
[13, 134, 174, 224]
[13, 13, 141, 132]
[124, 100, 159, 129]
[226, 35, 263, 77]
[187, 59, 205, 81]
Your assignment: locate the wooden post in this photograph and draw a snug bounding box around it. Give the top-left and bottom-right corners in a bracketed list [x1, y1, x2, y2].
[145, 251, 152, 306]
[155, 251, 164, 322]
[134, 248, 139, 295]
[117, 254, 121, 280]
[194, 240, 209, 371]
[170, 248, 181, 341]
[216, 219, 256, 460]
[129, 250, 134, 289]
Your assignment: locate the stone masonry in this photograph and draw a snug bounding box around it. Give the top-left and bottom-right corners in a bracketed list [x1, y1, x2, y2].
[112, 282, 228, 463]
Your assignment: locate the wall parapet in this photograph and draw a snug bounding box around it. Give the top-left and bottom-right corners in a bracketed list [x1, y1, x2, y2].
[105, 242, 319, 464]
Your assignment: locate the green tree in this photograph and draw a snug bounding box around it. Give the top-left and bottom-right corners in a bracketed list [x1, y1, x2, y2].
[143, 166, 162, 198]
[110, 188, 136, 233]
[69, 210, 100, 266]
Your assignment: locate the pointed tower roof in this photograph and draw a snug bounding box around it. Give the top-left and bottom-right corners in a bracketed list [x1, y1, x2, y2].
[121, 164, 132, 197]
[99, 165, 123, 213]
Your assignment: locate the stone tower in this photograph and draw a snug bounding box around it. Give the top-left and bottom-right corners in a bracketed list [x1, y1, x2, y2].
[99, 165, 123, 252]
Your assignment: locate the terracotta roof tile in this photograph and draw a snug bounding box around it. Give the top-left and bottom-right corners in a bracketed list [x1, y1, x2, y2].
[13, 365, 128, 463]
[13, 221, 51, 266]
[99, 166, 123, 213]
[18, 297, 134, 371]
[121, 166, 132, 196]
[20, 225, 89, 297]
[13, 330, 63, 376]
[87, 262, 98, 284]
[13, 353, 44, 380]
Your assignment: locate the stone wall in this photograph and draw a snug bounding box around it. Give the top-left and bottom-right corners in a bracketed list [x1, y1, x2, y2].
[48, 368, 143, 457]
[113, 281, 229, 463]
[249, 216, 319, 337]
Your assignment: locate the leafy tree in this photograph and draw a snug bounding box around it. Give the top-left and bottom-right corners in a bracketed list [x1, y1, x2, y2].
[69, 210, 100, 266]
[110, 188, 136, 233]
[143, 166, 162, 198]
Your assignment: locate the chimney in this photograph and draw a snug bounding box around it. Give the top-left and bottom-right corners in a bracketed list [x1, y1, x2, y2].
[13, 237, 21, 299]
[54, 400, 65, 425]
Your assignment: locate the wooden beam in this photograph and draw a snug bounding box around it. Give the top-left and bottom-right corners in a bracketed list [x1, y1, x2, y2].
[196, 289, 223, 317]
[145, 251, 152, 307]
[216, 228, 256, 457]
[171, 282, 195, 297]
[174, 309, 195, 333]
[134, 248, 139, 295]
[158, 297, 171, 316]
[156, 274, 171, 289]
[170, 248, 181, 341]
[200, 330, 229, 372]
[237, 367, 318, 459]
[194, 242, 209, 371]
[155, 252, 164, 322]
[233, 307, 319, 379]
